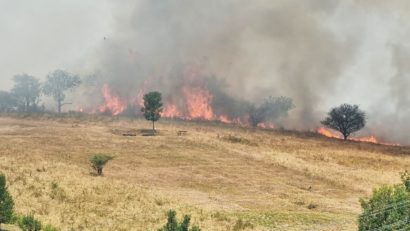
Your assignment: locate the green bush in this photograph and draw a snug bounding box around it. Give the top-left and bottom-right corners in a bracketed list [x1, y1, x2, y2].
[358, 183, 410, 230]
[17, 214, 42, 231]
[43, 224, 59, 231]
[401, 170, 410, 192]
[0, 174, 14, 229]
[158, 210, 201, 231]
[90, 154, 113, 176]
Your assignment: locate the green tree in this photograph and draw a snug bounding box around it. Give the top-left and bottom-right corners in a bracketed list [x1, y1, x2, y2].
[0, 174, 14, 230]
[358, 174, 410, 231]
[141, 91, 163, 131]
[43, 70, 81, 113]
[17, 214, 42, 231]
[11, 74, 41, 112]
[90, 154, 113, 176]
[321, 104, 366, 140]
[158, 210, 201, 231]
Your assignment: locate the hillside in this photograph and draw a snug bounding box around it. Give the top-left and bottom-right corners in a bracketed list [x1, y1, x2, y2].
[0, 116, 409, 230]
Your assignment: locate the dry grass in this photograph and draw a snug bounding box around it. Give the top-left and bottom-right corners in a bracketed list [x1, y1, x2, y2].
[0, 115, 409, 230]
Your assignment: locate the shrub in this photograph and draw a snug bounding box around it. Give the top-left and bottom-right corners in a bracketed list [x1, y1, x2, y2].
[17, 214, 42, 231]
[232, 219, 254, 231]
[43, 224, 59, 231]
[158, 210, 201, 231]
[0, 174, 14, 229]
[90, 154, 113, 176]
[358, 184, 410, 230]
[401, 170, 410, 192]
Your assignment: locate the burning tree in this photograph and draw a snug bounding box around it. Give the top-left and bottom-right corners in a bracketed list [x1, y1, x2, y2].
[321, 104, 366, 140]
[43, 70, 81, 113]
[248, 96, 294, 127]
[141, 91, 163, 131]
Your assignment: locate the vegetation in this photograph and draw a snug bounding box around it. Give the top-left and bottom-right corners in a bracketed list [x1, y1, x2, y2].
[321, 104, 366, 140]
[0, 117, 409, 230]
[0, 91, 16, 112]
[43, 70, 81, 113]
[358, 173, 410, 231]
[158, 210, 200, 231]
[90, 154, 113, 176]
[141, 91, 163, 131]
[17, 214, 42, 231]
[11, 74, 42, 112]
[248, 96, 294, 127]
[0, 174, 14, 230]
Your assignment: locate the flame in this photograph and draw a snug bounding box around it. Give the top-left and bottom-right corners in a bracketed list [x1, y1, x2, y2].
[99, 84, 127, 116]
[318, 127, 400, 146]
[182, 86, 214, 120]
[162, 104, 182, 118]
[318, 127, 341, 139]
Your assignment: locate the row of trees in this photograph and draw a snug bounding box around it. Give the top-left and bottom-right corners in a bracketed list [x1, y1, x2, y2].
[0, 71, 80, 113]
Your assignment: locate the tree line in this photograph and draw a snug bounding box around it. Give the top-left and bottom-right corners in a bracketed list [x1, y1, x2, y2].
[0, 70, 80, 113]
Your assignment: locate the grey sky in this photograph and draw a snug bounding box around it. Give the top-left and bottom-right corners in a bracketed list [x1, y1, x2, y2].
[0, 0, 113, 89]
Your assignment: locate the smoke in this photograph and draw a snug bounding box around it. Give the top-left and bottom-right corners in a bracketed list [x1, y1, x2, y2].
[80, 0, 357, 125]
[3, 0, 409, 143]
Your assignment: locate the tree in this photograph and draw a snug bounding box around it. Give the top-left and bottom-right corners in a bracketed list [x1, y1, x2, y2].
[0, 91, 16, 112]
[321, 104, 365, 140]
[249, 96, 294, 127]
[0, 174, 14, 230]
[11, 74, 41, 112]
[43, 70, 81, 113]
[90, 154, 113, 176]
[141, 91, 163, 131]
[158, 210, 201, 231]
[358, 174, 410, 231]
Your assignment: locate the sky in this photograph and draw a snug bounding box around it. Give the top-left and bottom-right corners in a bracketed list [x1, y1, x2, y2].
[0, 0, 114, 89]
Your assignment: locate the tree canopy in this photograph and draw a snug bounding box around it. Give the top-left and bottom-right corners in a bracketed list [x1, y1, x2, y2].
[141, 91, 163, 131]
[11, 74, 41, 112]
[43, 70, 81, 113]
[321, 104, 366, 140]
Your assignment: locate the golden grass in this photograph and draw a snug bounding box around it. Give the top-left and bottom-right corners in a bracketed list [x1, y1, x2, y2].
[0, 115, 409, 230]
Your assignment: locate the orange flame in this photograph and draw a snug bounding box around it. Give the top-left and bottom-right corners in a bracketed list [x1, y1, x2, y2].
[99, 84, 126, 116]
[161, 104, 182, 118]
[182, 86, 214, 120]
[318, 127, 400, 146]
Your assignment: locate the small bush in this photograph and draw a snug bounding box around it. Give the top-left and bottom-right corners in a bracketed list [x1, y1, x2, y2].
[401, 170, 410, 192]
[158, 210, 201, 231]
[17, 214, 42, 231]
[232, 219, 254, 231]
[43, 224, 59, 231]
[307, 203, 318, 210]
[0, 174, 14, 229]
[90, 154, 113, 176]
[358, 184, 410, 231]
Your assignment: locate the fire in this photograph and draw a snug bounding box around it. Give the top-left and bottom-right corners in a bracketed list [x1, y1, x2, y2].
[161, 104, 182, 118]
[317, 127, 400, 146]
[317, 127, 341, 139]
[99, 84, 127, 116]
[182, 86, 214, 120]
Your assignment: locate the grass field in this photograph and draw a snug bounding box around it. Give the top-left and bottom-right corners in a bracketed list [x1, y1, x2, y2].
[0, 115, 409, 230]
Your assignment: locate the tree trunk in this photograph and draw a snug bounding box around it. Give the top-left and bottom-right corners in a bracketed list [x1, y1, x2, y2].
[58, 99, 61, 114]
[152, 120, 155, 132]
[97, 167, 102, 176]
[343, 134, 348, 140]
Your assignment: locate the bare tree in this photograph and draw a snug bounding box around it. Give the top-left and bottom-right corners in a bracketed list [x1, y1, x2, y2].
[321, 104, 366, 140]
